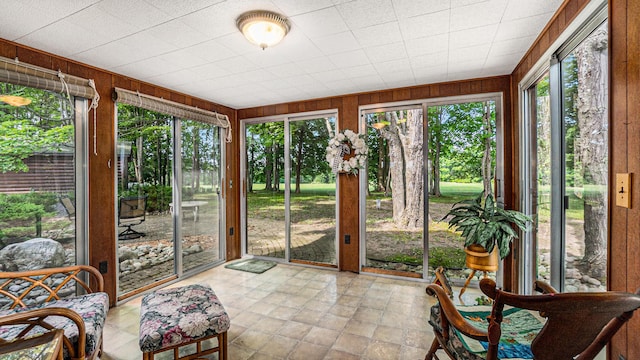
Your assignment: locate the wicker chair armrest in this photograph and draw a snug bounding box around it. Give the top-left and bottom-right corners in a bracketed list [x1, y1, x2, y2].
[0, 307, 86, 359]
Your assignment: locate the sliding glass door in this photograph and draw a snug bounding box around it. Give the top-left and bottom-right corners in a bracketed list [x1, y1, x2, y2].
[360, 97, 500, 280]
[116, 105, 226, 299]
[523, 17, 608, 292]
[242, 112, 338, 266]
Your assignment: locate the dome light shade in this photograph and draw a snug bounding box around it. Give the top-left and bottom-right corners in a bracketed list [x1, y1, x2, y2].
[237, 10, 290, 50]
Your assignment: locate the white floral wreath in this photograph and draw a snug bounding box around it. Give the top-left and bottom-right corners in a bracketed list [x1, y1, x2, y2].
[326, 129, 368, 175]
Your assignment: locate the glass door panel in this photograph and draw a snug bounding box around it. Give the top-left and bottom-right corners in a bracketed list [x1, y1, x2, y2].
[245, 122, 286, 259]
[116, 105, 175, 296]
[560, 21, 608, 291]
[363, 108, 424, 276]
[289, 117, 337, 265]
[428, 101, 497, 282]
[532, 74, 552, 284]
[181, 120, 222, 273]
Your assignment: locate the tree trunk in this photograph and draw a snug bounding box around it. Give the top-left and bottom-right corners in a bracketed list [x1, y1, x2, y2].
[192, 129, 200, 192]
[376, 137, 385, 192]
[481, 101, 493, 197]
[397, 109, 424, 229]
[264, 145, 273, 191]
[295, 125, 304, 194]
[430, 106, 443, 197]
[272, 143, 280, 191]
[380, 112, 405, 223]
[575, 28, 608, 279]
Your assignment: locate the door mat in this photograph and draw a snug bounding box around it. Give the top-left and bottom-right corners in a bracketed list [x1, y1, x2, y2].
[224, 259, 277, 274]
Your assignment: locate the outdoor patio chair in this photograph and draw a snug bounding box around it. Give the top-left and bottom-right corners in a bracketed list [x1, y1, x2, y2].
[118, 195, 147, 240]
[425, 278, 640, 360]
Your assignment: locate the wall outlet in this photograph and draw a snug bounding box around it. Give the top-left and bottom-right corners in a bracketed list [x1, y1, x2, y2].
[229, 227, 234, 236]
[344, 234, 351, 244]
[619, 355, 626, 360]
[99, 261, 107, 274]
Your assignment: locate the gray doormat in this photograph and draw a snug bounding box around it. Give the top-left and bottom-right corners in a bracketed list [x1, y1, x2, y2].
[224, 259, 277, 274]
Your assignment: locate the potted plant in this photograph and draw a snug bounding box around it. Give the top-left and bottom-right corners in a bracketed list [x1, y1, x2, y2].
[443, 191, 532, 271]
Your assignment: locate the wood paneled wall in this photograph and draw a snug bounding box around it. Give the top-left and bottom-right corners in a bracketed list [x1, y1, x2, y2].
[238, 76, 513, 273]
[511, 0, 640, 357]
[0, 39, 238, 306]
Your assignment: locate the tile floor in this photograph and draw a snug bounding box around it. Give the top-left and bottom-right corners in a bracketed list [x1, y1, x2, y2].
[101, 263, 462, 360]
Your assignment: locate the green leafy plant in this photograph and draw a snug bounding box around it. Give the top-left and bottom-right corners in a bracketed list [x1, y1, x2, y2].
[443, 191, 532, 259]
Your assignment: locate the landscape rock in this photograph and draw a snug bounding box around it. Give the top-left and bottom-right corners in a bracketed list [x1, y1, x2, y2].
[0, 238, 65, 271]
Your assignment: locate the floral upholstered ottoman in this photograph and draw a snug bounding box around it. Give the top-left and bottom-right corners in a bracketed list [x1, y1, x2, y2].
[139, 284, 230, 360]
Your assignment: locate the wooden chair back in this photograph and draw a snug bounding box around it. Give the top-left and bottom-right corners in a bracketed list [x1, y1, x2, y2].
[480, 278, 640, 360]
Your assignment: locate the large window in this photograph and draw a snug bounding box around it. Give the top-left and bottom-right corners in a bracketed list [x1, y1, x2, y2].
[522, 14, 608, 292]
[0, 82, 87, 273]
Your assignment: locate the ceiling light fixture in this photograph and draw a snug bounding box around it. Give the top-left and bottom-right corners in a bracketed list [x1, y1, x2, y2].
[236, 10, 290, 50]
[0, 95, 31, 107]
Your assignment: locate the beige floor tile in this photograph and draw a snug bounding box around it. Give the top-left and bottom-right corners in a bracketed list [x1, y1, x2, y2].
[325, 349, 363, 360]
[288, 341, 329, 360]
[291, 308, 324, 325]
[232, 329, 273, 350]
[353, 307, 383, 323]
[302, 326, 340, 347]
[333, 332, 370, 354]
[277, 320, 312, 340]
[372, 325, 404, 345]
[267, 305, 300, 320]
[257, 334, 298, 358]
[316, 313, 349, 331]
[364, 340, 402, 360]
[344, 319, 377, 338]
[251, 316, 287, 333]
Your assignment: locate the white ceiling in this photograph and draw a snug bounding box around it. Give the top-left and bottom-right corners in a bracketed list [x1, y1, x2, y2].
[0, 0, 563, 109]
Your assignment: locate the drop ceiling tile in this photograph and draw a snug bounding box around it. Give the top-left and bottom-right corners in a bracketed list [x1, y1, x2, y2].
[189, 62, 231, 79]
[313, 31, 360, 55]
[399, 9, 450, 40]
[266, 62, 306, 78]
[211, 55, 260, 75]
[75, 41, 147, 69]
[365, 42, 407, 64]
[290, 7, 348, 38]
[451, 0, 488, 8]
[144, 0, 226, 17]
[17, 21, 96, 57]
[216, 32, 259, 56]
[97, 0, 172, 30]
[0, 0, 99, 40]
[413, 65, 448, 84]
[483, 53, 520, 69]
[405, 33, 449, 58]
[449, 25, 497, 49]
[178, 1, 251, 39]
[341, 63, 378, 78]
[447, 69, 480, 81]
[383, 75, 417, 89]
[392, 0, 450, 18]
[449, 44, 490, 63]
[143, 19, 210, 48]
[488, 36, 536, 57]
[147, 69, 204, 87]
[329, 49, 371, 69]
[283, 74, 318, 88]
[297, 57, 339, 74]
[310, 69, 348, 83]
[113, 57, 183, 80]
[447, 58, 483, 73]
[242, 48, 293, 68]
[336, 0, 396, 29]
[271, 0, 336, 16]
[410, 51, 448, 69]
[118, 32, 179, 61]
[502, 0, 563, 21]
[65, 5, 139, 44]
[187, 40, 238, 63]
[449, 0, 507, 32]
[352, 22, 402, 48]
[270, 31, 324, 61]
[373, 58, 412, 74]
[494, 14, 550, 42]
[161, 48, 209, 69]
